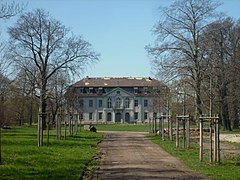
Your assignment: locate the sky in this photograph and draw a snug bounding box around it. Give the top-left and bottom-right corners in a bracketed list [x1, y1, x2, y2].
[1, 0, 240, 79]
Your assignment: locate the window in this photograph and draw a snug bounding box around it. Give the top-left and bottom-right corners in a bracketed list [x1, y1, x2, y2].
[144, 99, 148, 107]
[98, 87, 103, 94]
[116, 97, 121, 108]
[125, 98, 130, 108]
[89, 100, 93, 107]
[79, 99, 84, 108]
[134, 99, 138, 107]
[99, 112, 102, 120]
[144, 112, 148, 120]
[134, 87, 138, 94]
[107, 98, 112, 108]
[79, 113, 83, 120]
[107, 112, 111, 121]
[89, 113, 93, 120]
[89, 87, 94, 93]
[144, 87, 148, 94]
[98, 99, 102, 107]
[134, 112, 138, 120]
[153, 112, 157, 118]
[117, 90, 120, 94]
[80, 88, 84, 93]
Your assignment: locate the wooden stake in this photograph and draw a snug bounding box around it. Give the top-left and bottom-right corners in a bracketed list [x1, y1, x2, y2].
[176, 116, 179, 148]
[199, 119, 203, 161]
[186, 116, 190, 148]
[210, 120, 213, 163]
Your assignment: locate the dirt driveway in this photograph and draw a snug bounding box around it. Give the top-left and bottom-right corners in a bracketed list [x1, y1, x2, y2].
[90, 132, 207, 179]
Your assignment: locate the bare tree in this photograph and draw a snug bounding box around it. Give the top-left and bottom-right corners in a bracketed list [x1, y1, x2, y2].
[0, 0, 25, 165]
[48, 70, 70, 139]
[203, 17, 240, 130]
[0, 1, 24, 19]
[8, 9, 100, 147]
[146, 0, 221, 119]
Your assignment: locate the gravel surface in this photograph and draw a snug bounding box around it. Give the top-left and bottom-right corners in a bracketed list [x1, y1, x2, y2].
[220, 134, 240, 143]
[91, 132, 208, 180]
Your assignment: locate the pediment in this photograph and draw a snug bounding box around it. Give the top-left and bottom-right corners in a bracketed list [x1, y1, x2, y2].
[104, 87, 134, 97]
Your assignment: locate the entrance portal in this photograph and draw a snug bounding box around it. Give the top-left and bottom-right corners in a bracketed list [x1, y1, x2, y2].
[107, 112, 112, 122]
[125, 112, 130, 123]
[115, 112, 122, 123]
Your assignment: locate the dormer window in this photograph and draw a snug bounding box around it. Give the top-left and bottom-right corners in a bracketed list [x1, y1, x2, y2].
[134, 87, 138, 94]
[80, 88, 84, 93]
[98, 87, 103, 94]
[144, 87, 148, 94]
[89, 87, 94, 93]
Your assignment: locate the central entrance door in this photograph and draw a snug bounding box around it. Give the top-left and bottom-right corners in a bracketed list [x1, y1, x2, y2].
[115, 112, 122, 123]
[125, 112, 130, 123]
[107, 112, 112, 122]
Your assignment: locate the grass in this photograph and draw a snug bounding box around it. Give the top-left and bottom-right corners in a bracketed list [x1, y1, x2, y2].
[3, 124, 238, 179]
[94, 123, 149, 132]
[149, 134, 240, 179]
[0, 126, 103, 179]
[221, 129, 240, 134]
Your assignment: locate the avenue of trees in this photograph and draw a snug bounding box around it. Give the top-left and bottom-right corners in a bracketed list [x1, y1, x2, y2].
[0, 0, 239, 164]
[0, 6, 99, 155]
[147, 0, 240, 130]
[0, 0, 26, 164]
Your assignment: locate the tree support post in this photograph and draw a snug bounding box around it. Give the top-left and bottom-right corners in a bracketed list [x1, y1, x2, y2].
[216, 118, 220, 163]
[170, 118, 173, 141]
[176, 115, 190, 148]
[199, 118, 203, 162]
[176, 115, 179, 148]
[38, 112, 43, 147]
[161, 116, 165, 141]
[153, 117, 156, 134]
[46, 113, 50, 146]
[210, 119, 213, 163]
[149, 118, 151, 133]
[186, 116, 190, 148]
[199, 116, 219, 163]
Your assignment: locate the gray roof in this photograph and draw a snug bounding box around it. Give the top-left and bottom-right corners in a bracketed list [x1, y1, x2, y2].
[71, 77, 165, 87]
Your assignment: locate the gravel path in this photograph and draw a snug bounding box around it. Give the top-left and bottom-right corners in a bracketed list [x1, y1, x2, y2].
[91, 132, 207, 180]
[220, 134, 240, 143]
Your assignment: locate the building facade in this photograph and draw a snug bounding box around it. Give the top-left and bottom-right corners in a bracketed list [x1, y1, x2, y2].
[66, 77, 168, 123]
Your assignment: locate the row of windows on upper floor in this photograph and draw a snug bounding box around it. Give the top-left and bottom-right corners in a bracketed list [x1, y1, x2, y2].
[80, 98, 148, 108]
[78, 87, 161, 95]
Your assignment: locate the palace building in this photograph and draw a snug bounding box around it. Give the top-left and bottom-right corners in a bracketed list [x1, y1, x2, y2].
[66, 77, 168, 124]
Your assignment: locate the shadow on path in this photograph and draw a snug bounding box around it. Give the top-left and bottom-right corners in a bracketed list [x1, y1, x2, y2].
[90, 132, 208, 180]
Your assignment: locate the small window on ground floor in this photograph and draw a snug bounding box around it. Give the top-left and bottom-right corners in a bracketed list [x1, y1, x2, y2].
[134, 112, 138, 120]
[79, 113, 83, 120]
[144, 112, 148, 120]
[153, 112, 157, 118]
[89, 113, 93, 120]
[99, 112, 102, 120]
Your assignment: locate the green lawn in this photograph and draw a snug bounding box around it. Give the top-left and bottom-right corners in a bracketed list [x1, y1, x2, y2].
[2, 124, 239, 179]
[0, 127, 103, 179]
[149, 134, 240, 179]
[95, 123, 149, 132]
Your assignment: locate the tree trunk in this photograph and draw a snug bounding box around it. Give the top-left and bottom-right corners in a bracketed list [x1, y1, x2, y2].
[232, 102, 239, 129]
[219, 84, 232, 131]
[38, 81, 47, 147]
[195, 76, 203, 120]
[29, 96, 33, 126]
[232, 85, 239, 129]
[231, 76, 239, 129]
[0, 96, 3, 164]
